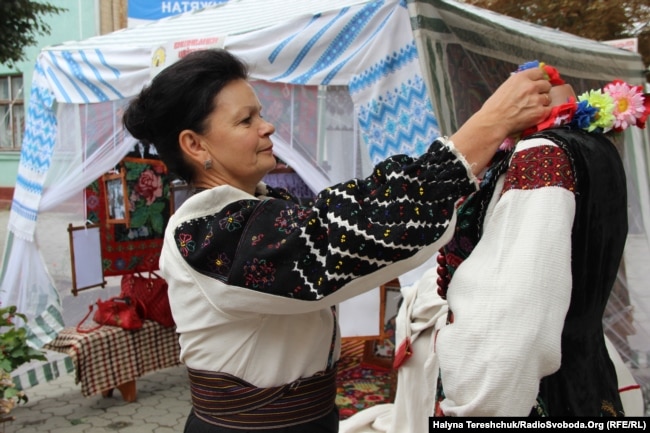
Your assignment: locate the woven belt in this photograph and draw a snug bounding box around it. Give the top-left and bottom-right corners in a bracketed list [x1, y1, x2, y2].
[187, 366, 337, 430]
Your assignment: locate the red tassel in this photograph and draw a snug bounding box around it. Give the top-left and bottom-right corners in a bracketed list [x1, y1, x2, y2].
[393, 336, 412, 369]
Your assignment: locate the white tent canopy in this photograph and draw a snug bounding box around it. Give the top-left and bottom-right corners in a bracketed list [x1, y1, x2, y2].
[1, 0, 649, 404]
[1, 0, 441, 346]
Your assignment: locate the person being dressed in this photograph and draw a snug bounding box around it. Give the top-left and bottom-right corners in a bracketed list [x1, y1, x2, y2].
[433, 62, 648, 417]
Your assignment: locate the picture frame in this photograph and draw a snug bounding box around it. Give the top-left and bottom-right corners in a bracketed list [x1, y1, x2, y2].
[68, 223, 106, 296]
[103, 168, 130, 226]
[87, 157, 170, 277]
[362, 279, 401, 370]
[170, 180, 194, 214]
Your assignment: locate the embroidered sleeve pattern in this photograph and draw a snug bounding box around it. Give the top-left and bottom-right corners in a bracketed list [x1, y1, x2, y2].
[175, 140, 475, 300]
[502, 145, 575, 194]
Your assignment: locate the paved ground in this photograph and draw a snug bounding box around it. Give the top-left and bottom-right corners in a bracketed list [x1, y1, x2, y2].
[0, 209, 191, 433]
[6, 365, 190, 433]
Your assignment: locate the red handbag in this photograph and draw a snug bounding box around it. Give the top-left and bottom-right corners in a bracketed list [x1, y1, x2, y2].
[120, 271, 175, 328]
[77, 296, 146, 333]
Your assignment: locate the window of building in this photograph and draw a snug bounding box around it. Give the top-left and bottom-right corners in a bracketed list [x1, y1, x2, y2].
[0, 74, 25, 150]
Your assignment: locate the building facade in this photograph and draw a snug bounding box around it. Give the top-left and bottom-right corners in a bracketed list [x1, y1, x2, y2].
[0, 0, 127, 206]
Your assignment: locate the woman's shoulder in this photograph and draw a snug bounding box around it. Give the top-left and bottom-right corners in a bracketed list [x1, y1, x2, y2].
[514, 131, 564, 153]
[187, 185, 256, 209]
[168, 185, 259, 227]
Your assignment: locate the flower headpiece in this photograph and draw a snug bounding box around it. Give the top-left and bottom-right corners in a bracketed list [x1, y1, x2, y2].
[501, 60, 650, 150]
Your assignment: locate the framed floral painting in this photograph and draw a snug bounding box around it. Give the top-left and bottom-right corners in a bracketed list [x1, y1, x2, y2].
[121, 157, 170, 238]
[85, 155, 171, 276]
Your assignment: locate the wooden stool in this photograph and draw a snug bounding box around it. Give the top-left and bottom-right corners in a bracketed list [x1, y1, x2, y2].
[101, 379, 137, 402]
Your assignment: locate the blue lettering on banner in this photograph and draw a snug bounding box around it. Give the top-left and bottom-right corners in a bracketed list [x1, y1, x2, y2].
[128, 0, 228, 21]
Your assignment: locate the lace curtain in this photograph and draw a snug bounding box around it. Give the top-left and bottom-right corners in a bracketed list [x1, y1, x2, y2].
[0, 100, 136, 346]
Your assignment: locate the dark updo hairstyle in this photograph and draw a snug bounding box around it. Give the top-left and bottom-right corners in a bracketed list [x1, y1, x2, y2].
[122, 49, 249, 184]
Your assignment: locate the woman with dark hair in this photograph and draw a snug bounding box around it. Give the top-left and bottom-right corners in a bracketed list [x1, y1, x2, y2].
[122, 48, 551, 432]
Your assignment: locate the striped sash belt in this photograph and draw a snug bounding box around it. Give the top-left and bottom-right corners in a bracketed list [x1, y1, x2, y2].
[187, 366, 337, 429]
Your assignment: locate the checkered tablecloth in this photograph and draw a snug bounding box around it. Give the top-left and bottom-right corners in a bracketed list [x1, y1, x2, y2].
[45, 321, 181, 397]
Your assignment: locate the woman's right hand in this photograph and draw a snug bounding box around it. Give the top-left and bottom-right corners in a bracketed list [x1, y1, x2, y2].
[450, 67, 553, 175]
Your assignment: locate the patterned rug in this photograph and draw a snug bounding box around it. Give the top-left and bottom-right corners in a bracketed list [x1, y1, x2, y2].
[336, 339, 395, 420]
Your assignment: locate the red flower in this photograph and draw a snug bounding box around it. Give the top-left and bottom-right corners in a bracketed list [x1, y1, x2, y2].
[637, 92, 650, 129]
[542, 64, 565, 86]
[365, 394, 385, 402]
[134, 169, 163, 205]
[444, 252, 463, 269]
[521, 100, 577, 137]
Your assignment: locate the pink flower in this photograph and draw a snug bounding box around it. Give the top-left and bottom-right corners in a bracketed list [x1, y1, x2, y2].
[86, 193, 100, 210]
[499, 136, 518, 151]
[604, 80, 649, 132]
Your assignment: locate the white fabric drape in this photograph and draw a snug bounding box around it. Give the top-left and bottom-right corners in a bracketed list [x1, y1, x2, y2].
[0, 100, 136, 347]
[615, 127, 650, 361]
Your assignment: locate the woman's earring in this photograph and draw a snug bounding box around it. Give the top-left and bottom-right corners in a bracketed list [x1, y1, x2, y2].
[204, 159, 213, 170]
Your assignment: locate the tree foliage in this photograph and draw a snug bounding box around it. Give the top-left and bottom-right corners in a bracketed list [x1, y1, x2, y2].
[0, 0, 66, 67]
[462, 0, 650, 73]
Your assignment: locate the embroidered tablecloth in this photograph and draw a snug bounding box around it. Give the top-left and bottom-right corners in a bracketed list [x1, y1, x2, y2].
[44, 321, 181, 397]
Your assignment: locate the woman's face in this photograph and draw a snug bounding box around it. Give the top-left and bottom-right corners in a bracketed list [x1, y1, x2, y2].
[197, 78, 277, 192]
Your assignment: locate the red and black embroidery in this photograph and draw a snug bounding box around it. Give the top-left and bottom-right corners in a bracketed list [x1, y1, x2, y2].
[503, 145, 575, 193]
